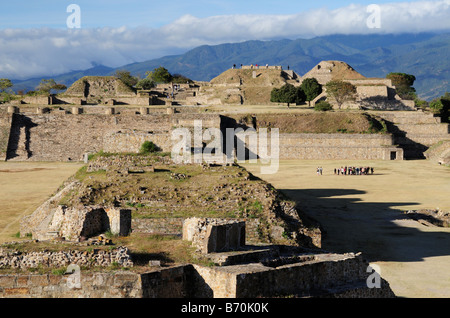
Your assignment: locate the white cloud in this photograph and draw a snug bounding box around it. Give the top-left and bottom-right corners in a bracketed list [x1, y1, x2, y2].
[1, 0, 449, 79]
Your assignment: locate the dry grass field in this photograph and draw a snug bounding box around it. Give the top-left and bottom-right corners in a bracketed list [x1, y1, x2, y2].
[0, 162, 83, 243]
[243, 159, 450, 298]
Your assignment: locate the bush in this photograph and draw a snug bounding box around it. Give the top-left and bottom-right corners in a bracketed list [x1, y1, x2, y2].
[314, 101, 333, 111]
[140, 141, 160, 154]
[270, 84, 305, 105]
[429, 99, 444, 114]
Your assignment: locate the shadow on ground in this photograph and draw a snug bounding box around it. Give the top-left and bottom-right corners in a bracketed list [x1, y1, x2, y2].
[281, 188, 450, 263]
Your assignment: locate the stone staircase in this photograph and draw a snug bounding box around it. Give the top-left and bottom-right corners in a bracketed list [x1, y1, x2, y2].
[5, 114, 32, 161]
[377, 111, 450, 159]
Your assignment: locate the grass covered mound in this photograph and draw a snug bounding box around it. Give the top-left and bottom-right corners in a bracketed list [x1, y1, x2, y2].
[57, 153, 321, 248]
[232, 112, 388, 134]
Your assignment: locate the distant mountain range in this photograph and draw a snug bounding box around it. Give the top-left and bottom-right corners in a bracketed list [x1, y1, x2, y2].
[11, 32, 450, 101]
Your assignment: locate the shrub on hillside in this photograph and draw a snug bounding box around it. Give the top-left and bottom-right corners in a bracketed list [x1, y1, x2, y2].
[140, 141, 160, 154]
[314, 101, 333, 111]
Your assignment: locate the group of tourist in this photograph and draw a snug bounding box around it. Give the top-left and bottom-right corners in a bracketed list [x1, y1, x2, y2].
[334, 166, 374, 175]
[316, 166, 375, 175]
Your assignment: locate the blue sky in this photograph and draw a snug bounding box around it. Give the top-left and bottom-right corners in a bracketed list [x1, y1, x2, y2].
[0, 0, 449, 79]
[0, 0, 427, 28]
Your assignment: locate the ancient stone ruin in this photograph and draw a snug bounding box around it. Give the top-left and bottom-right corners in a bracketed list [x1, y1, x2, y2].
[183, 218, 246, 254]
[20, 181, 132, 242]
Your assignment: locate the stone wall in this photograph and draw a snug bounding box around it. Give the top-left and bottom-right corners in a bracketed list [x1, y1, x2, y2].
[2, 108, 226, 162]
[191, 253, 395, 298]
[237, 131, 401, 160]
[0, 254, 395, 298]
[5, 112, 173, 161]
[132, 218, 262, 244]
[0, 270, 144, 298]
[0, 246, 133, 269]
[103, 131, 172, 153]
[5, 106, 442, 162]
[21, 96, 51, 105]
[356, 85, 389, 99]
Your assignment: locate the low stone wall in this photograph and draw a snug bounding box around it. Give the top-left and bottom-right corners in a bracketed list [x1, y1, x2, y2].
[237, 132, 399, 160]
[0, 254, 395, 298]
[21, 96, 51, 105]
[356, 85, 389, 99]
[0, 246, 133, 269]
[0, 271, 143, 298]
[103, 131, 172, 153]
[191, 253, 395, 298]
[132, 218, 184, 235]
[0, 265, 192, 298]
[132, 218, 262, 244]
[394, 123, 449, 135]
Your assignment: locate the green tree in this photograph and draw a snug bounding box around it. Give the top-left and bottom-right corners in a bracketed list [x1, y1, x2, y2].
[172, 73, 193, 84]
[301, 78, 322, 106]
[0, 78, 14, 103]
[147, 67, 173, 84]
[36, 79, 68, 95]
[114, 70, 138, 88]
[429, 99, 443, 113]
[136, 78, 155, 90]
[386, 72, 416, 100]
[270, 84, 305, 105]
[0, 78, 13, 93]
[36, 79, 57, 95]
[52, 84, 67, 94]
[430, 92, 450, 123]
[325, 80, 357, 109]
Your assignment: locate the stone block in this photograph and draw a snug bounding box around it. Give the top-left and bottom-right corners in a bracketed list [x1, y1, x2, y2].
[0, 276, 16, 288]
[7, 106, 19, 114]
[105, 208, 132, 236]
[4, 288, 29, 296]
[140, 107, 149, 115]
[72, 107, 82, 114]
[16, 276, 29, 287]
[105, 107, 115, 115]
[183, 218, 246, 254]
[29, 275, 49, 287]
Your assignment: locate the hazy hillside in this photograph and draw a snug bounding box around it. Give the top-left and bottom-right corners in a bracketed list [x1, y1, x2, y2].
[11, 33, 450, 101]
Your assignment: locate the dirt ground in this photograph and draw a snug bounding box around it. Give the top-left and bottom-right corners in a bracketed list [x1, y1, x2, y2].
[243, 159, 450, 298]
[0, 162, 83, 243]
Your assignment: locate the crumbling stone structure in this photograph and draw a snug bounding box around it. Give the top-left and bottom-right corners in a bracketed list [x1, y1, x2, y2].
[182, 218, 246, 254]
[20, 181, 132, 241]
